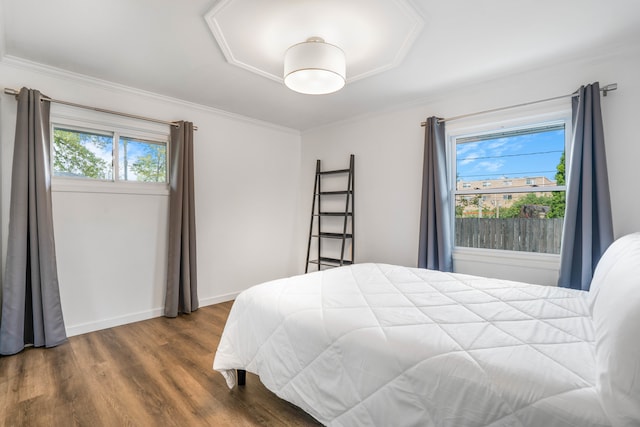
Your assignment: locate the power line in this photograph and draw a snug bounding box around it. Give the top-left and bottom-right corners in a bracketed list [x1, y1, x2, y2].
[457, 150, 563, 162]
[459, 170, 557, 178]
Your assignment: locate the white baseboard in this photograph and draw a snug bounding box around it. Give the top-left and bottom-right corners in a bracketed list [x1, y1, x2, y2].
[199, 291, 240, 307]
[65, 291, 241, 337]
[65, 308, 164, 337]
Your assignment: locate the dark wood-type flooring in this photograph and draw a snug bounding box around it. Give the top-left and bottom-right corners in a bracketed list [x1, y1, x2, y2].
[0, 301, 321, 426]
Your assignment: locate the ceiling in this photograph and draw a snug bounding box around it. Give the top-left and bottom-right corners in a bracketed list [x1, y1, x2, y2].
[2, 0, 639, 131]
[205, 0, 424, 84]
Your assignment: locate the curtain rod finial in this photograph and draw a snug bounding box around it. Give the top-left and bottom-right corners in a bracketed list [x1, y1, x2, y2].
[3, 88, 20, 98]
[602, 83, 617, 96]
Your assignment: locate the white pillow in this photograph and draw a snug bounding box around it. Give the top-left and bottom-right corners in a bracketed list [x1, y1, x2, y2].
[590, 232, 640, 426]
[588, 233, 634, 313]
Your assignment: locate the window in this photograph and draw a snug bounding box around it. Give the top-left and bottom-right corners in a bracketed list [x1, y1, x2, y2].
[118, 137, 167, 182]
[452, 122, 567, 254]
[462, 182, 471, 189]
[53, 126, 167, 183]
[49, 102, 170, 193]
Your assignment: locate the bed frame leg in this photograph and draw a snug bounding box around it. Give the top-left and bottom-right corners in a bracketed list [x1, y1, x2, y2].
[237, 369, 246, 386]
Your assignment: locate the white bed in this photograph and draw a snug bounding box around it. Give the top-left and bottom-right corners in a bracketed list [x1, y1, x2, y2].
[214, 234, 640, 426]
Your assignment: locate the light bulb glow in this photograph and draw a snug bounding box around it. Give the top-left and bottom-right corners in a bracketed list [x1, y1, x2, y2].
[284, 38, 346, 95]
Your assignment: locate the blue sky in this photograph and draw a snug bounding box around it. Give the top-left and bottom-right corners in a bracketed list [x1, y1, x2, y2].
[456, 129, 565, 182]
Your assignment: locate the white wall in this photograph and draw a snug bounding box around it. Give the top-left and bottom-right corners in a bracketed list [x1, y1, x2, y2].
[299, 44, 640, 285]
[0, 58, 301, 335]
[2, 41, 638, 335]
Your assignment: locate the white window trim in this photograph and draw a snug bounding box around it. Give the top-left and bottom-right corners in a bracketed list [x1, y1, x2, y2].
[52, 178, 169, 195]
[446, 100, 572, 263]
[51, 103, 170, 195]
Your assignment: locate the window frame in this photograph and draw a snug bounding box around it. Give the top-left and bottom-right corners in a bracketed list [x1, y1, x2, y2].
[50, 103, 170, 195]
[446, 104, 572, 260]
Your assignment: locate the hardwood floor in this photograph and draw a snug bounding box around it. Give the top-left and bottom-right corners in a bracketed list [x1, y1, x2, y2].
[0, 301, 321, 426]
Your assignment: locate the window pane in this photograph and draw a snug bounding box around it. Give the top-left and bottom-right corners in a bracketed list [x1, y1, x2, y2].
[119, 137, 167, 182]
[456, 126, 565, 191]
[53, 128, 113, 179]
[453, 123, 567, 254]
[454, 191, 565, 253]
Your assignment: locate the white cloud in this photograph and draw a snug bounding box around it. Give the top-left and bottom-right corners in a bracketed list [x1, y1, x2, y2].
[460, 155, 479, 166]
[477, 160, 505, 172]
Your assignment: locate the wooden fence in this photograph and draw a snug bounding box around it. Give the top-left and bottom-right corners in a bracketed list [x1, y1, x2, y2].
[455, 218, 564, 254]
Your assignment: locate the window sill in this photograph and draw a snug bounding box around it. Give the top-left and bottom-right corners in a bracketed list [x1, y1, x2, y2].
[453, 247, 560, 269]
[452, 247, 561, 286]
[52, 177, 169, 196]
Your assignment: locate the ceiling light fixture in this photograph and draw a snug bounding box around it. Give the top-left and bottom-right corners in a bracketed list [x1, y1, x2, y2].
[284, 37, 346, 95]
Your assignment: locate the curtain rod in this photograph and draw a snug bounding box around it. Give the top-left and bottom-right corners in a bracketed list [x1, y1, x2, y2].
[420, 83, 618, 127]
[2, 87, 198, 131]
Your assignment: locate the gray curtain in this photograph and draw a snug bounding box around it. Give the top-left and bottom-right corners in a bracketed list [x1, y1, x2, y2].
[165, 121, 198, 317]
[0, 88, 67, 355]
[418, 117, 452, 271]
[558, 82, 614, 291]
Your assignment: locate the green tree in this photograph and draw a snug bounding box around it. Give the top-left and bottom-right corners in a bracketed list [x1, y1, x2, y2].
[130, 144, 167, 182]
[498, 152, 565, 219]
[548, 151, 565, 218]
[500, 193, 554, 218]
[455, 194, 481, 217]
[53, 130, 110, 179]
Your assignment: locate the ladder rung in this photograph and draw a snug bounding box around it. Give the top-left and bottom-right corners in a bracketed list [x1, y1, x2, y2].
[305, 155, 354, 274]
[312, 232, 353, 239]
[314, 212, 352, 217]
[318, 169, 350, 175]
[309, 258, 353, 267]
[317, 190, 352, 195]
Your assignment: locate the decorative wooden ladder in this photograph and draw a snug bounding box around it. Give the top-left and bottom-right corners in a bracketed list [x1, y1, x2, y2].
[305, 154, 355, 272]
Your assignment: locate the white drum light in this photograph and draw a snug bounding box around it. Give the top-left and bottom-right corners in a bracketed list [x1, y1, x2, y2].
[284, 37, 346, 95]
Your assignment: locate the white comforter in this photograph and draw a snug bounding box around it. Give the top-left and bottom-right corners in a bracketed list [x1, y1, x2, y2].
[213, 263, 610, 426]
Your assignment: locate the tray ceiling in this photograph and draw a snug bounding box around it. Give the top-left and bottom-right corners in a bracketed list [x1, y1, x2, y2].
[2, 0, 640, 130]
[204, 0, 423, 85]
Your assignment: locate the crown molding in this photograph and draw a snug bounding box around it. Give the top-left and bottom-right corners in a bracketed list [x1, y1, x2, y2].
[204, 0, 282, 84]
[350, 0, 424, 83]
[0, 55, 300, 136]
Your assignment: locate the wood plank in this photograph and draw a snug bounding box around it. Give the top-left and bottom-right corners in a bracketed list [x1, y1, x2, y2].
[456, 217, 563, 253]
[0, 301, 320, 426]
